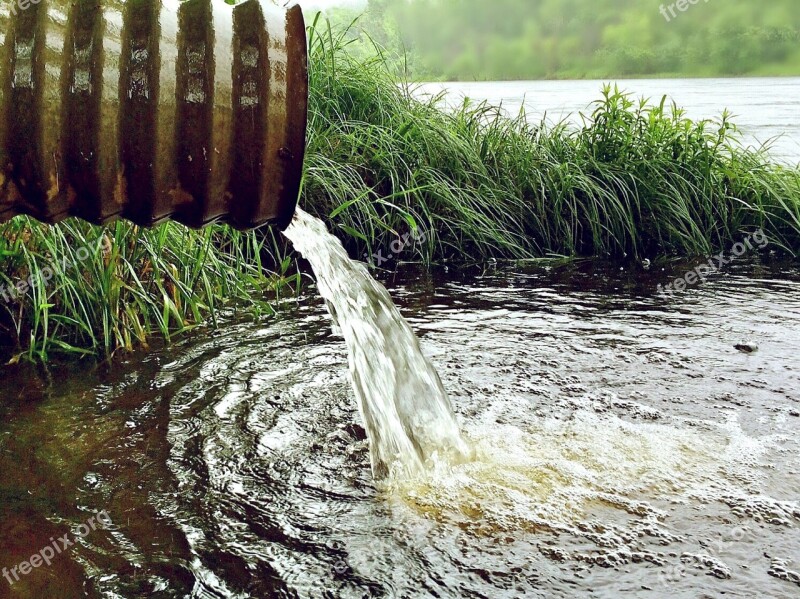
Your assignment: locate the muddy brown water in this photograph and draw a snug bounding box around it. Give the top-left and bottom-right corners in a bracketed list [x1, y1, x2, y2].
[0, 258, 798, 598]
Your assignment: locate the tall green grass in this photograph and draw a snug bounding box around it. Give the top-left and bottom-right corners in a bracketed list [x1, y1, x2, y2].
[1, 18, 799, 360]
[0, 219, 297, 361]
[302, 18, 800, 262]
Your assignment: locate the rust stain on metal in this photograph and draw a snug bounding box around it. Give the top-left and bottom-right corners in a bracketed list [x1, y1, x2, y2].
[114, 171, 127, 207]
[47, 171, 60, 202]
[169, 185, 195, 210]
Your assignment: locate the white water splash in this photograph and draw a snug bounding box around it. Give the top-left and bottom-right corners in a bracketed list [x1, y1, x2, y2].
[284, 208, 472, 478]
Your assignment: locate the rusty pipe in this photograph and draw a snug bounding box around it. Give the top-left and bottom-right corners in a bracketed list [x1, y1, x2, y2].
[0, 0, 307, 231]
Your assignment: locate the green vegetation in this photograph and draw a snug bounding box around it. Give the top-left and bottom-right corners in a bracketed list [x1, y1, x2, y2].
[323, 0, 800, 80]
[1, 20, 799, 361]
[0, 219, 296, 361]
[304, 20, 800, 262]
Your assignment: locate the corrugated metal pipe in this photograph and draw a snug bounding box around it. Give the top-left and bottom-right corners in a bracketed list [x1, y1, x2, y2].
[0, 0, 307, 231]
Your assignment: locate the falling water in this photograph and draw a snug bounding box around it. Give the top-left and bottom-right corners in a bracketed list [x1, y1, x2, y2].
[284, 208, 472, 478]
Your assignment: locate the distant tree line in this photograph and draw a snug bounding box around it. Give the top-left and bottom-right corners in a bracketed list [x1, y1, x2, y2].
[320, 0, 800, 80]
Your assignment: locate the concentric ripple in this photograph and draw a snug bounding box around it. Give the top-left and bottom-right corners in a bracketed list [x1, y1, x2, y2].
[0, 259, 798, 598]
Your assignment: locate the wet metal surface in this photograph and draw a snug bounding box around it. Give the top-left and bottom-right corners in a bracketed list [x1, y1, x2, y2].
[0, 0, 307, 230]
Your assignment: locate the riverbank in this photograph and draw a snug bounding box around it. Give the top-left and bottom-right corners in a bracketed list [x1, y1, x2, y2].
[1, 23, 799, 360]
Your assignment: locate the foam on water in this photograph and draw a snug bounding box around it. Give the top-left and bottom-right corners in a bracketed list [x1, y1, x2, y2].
[362, 409, 800, 592]
[386, 410, 783, 523]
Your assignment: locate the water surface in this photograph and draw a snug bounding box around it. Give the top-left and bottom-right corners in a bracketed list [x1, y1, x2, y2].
[1, 258, 798, 597]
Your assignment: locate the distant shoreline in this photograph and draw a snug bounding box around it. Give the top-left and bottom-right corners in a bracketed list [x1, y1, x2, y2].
[406, 74, 800, 85]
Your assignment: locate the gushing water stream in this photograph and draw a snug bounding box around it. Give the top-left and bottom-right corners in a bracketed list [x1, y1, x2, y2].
[284, 208, 473, 478]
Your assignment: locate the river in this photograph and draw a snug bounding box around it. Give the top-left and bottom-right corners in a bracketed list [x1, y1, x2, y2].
[415, 77, 800, 165]
[1, 257, 798, 598]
